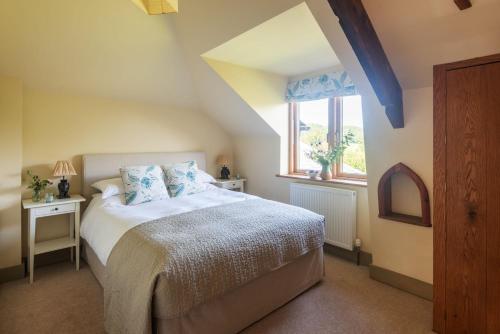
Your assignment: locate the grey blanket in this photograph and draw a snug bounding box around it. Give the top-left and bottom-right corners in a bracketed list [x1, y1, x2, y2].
[104, 198, 325, 334]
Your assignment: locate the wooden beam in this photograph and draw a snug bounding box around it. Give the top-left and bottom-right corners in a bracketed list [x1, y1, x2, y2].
[327, 0, 404, 128]
[454, 0, 472, 10]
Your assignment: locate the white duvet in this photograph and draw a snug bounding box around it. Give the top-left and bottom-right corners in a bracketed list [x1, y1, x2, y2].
[80, 184, 257, 266]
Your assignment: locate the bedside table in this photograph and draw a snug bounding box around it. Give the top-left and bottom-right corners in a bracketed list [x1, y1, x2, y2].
[212, 178, 246, 192]
[22, 195, 86, 284]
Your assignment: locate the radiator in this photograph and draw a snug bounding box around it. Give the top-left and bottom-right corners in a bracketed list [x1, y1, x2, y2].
[290, 183, 357, 250]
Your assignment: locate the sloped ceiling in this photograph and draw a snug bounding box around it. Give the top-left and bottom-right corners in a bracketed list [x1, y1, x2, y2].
[202, 3, 340, 77]
[1, 0, 499, 134]
[171, 0, 308, 136]
[0, 0, 197, 108]
[363, 0, 500, 89]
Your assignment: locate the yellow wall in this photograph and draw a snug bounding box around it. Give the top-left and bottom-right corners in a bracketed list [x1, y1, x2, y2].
[233, 135, 372, 252]
[0, 0, 199, 110]
[363, 88, 433, 283]
[0, 76, 23, 269]
[294, 0, 434, 282]
[2, 0, 476, 284]
[20, 88, 232, 253]
[204, 59, 290, 173]
[200, 0, 432, 269]
[204, 59, 288, 137]
[202, 59, 372, 252]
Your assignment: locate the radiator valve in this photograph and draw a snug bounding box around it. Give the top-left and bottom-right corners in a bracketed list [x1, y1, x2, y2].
[355, 238, 362, 248]
[354, 238, 362, 266]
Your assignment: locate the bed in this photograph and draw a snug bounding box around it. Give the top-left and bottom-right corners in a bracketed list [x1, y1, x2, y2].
[80, 152, 325, 334]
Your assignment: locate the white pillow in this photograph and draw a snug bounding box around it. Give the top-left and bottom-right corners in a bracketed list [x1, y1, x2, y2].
[91, 178, 125, 199]
[197, 170, 216, 183]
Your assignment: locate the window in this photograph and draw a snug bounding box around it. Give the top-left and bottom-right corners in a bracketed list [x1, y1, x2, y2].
[289, 95, 366, 180]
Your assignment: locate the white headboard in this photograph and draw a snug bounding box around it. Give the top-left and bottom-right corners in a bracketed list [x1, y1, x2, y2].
[82, 152, 206, 200]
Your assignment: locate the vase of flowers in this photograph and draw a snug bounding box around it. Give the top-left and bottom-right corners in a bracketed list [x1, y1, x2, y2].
[320, 163, 333, 181]
[306, 131, 355, 181]
[27, 170, 52, 202]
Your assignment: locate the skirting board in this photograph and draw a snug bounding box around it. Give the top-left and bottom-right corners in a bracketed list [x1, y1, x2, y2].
[323, 243, 372, 266]
[0, 249, 74, 284]
[369, 265, 433, 301]
[0, 263, 24, 284]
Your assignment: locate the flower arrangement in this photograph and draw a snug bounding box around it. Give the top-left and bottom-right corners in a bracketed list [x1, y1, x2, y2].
[27, 170, 52, 202]
[306, 131, 355, 180]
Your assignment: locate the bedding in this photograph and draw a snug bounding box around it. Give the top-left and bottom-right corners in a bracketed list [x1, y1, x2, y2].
[120, 165, 169, 205]
[91, 177, 125, 199]
[161, 163, 215, 184]
[104, 198, 325, 334]
[90, 170, 215, 201]
[163, 160, 206, 197]
[81, 152, 325, 334]
[81, 185, 325, 334]
[81, 185, 256, 265]
[196, 169, 216, 183]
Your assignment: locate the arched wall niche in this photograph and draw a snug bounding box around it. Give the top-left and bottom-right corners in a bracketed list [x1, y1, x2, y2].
[378, 163, 431, 227]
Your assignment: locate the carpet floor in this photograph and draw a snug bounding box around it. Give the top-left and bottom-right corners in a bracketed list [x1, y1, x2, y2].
[0, 254, 433, 334]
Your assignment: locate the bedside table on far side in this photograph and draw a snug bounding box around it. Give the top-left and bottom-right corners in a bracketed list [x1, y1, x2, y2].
[212, 178, 246, 192]
[22, 195, 86, 284]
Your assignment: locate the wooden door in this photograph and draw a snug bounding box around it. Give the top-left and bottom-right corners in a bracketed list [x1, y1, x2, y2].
[485, 61, 500, 334]
[445, 64, 487, 334]
[434, 55, 500, 334]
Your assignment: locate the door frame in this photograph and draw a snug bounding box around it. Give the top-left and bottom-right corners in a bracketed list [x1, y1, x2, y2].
[433, 53, 500, 333]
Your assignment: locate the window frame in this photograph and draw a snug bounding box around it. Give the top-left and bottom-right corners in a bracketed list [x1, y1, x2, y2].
[289, 96, 366, 181]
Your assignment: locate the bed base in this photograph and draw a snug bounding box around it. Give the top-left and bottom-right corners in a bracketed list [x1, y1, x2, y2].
[82, 241, 324, 334]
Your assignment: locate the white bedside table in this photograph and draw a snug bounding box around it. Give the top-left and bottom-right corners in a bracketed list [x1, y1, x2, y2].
[22, 195, 86, 284]
[212, 178, 246, 192]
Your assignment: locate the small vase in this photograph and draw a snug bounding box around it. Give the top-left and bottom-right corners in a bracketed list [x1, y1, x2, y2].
[32, 190, 42, 202]
[320, 164, 332, 181]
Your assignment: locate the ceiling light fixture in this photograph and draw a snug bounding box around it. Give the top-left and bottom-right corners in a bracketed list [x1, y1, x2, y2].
[132, 0, 178, 15]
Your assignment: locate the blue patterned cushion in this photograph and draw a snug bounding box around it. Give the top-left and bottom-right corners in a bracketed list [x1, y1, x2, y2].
[120, 165, 169, 205]
[164, 161, 206, 198]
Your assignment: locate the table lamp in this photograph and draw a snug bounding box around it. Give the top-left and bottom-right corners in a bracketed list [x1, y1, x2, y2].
[53, 160, 77, 199]
[216, 155, 231, 180]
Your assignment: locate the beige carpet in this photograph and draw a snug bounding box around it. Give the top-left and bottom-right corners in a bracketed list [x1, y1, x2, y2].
[0, 254, 433, 334]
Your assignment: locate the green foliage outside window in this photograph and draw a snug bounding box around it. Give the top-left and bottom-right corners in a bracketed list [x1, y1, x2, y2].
[300, 123, 366, 173]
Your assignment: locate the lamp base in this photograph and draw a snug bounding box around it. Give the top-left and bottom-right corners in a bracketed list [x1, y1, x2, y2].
[220, 166, 230, 180]
[57, 179, 71, 199]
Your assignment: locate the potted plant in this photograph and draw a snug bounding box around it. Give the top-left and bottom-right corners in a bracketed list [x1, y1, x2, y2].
[27, 170, 52, 202]
[307, 131, 355, 180]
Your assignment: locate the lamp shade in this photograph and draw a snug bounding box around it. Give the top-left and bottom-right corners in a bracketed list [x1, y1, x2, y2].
[53, 161, 77, 177]
[216, 155, 230, 166]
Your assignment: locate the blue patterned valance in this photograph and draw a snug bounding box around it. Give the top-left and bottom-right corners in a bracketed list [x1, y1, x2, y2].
[285, 71, 358, 102]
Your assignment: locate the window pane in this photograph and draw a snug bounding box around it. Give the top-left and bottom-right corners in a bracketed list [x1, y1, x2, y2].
[297, 99, 329, 171]
[341, 95, 366, 175]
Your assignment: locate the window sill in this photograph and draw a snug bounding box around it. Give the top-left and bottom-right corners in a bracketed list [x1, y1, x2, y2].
[276, 174, 367, 188]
